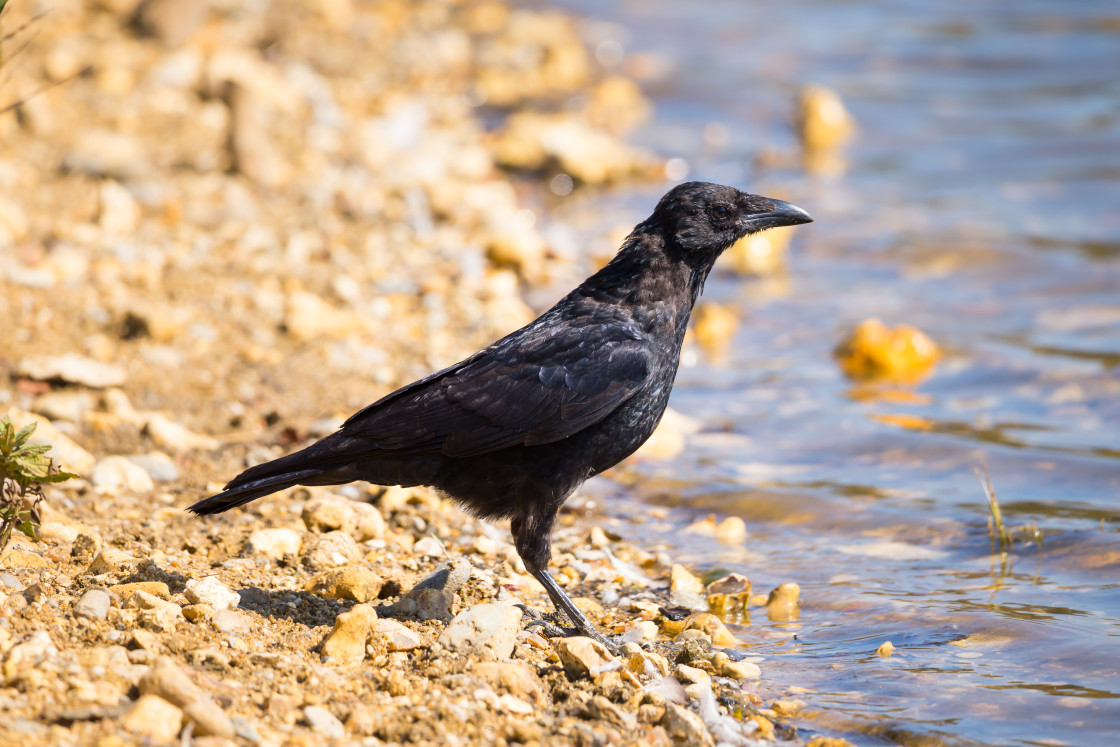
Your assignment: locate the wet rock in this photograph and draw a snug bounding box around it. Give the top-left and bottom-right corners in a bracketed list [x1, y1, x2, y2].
[796, 84, 855, 150]
[30, 390, 94, 423]
[321, 603, 378, 665]
[834, 318, 939, 383]
[246, 528, 302, 559]
[123, 694, 183, 742]
[621, 620, 659, 644]
[714, 516, 747, 544]
[669, 563, 707, 610]
[876, 640, 895, 657]
[303, 705, 345, 738]
[18, 353, 126, 388]
[91, 456, 155, 494]
[185, 577, 240, 611]
[673, 663, 711, 687]
[691, 303, 739, 354]
[438, 602, 522, 661]
[74, 589, 112, 621]
[726, 225, 796, 276]
[661, 703, 715, 747]
[707, 573, 751, 595]
[764, 582, 801, 622]
[127, 452, 180, 482]
[305, 530, 362, 570]
[124, 590, 182, 632]
[370, 619, 422, 652]
[807, 737, 858, 747]
[552, 636, 615, 679]
[680, 613, 738, 647]
[710, 652, 760, 680]
[144, 413, 220, 452]
[306, 567, 384, 603]
[89, 548, 136, 575]
[140, 658, 234, 737]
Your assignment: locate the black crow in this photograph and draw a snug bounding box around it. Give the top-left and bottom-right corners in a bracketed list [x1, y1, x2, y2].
[189, 181, 812, 647]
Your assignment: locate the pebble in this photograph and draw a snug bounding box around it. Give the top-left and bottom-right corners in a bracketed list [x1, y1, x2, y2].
[305, 530, 362, 570]
[834, 318, 938, 382]
[764, 582, 801, 622]
[661, 703, 715, 747]
[3, 631, 59, 677]
[139, 658, 234, 737]
[113, 581, 171, 600]
[122, 694, 183, 742]
[710, 652, 761, 680]
[438, 603, 523, 661]
[185, 577, 241, 611]
[246, 528, 302, 559]
[552, 636, 615, 679]
[620, 620, 659, 643]
[123, 590, 183, 632]
[370, 619, 423, 652]
[877, 640, 895, 657]
[74, 589, 112, 621]
[412, 536, 444, 556]
[127, 452, 180, 482]
[669, 563, 708, 610]
[213, 609, 252, 634]
[182, 604, 213, 622]
[321, 603, 379, 665]
[302, 495, 358, 534]
[90, 456, 155, 494]
[472, 662, 543, 703]
[143, 412, 220, 451]
[305, 567, 384, 603]
[89, 548, 136, 575]
[303, 705, 346, 738]
[30, 390, 94, 423]
[18, 353, 127, 388]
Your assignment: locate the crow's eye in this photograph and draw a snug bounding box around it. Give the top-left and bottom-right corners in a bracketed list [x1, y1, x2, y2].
[709, 203, 733, 223]
[713, 205, 728, 216]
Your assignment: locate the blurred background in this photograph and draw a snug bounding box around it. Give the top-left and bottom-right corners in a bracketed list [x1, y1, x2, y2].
[2, 0, 1118, 745]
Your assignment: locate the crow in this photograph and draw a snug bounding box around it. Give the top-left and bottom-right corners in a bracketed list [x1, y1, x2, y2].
[188, 181, 812, 648]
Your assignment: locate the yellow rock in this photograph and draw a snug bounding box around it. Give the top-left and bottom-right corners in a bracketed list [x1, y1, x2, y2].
[0, 549, 50, 568]
[669, 564, 704, 594]
[876, 640, 895, 657]
[765, 582, 801, 622]
[681, 613, 738, 647]
[807, 737, 857, 747]
[113, 582, 171, 600]
[122, 694, 183, 742]
[321, 603, 379, 665]
[795, 85, 855, 150]
[306, 567, 385, 603]
[585, 76, 651, 134]
[834, 318, 939, 382]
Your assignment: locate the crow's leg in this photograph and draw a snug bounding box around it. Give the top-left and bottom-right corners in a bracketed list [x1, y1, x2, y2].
[512, 512, 619, 653]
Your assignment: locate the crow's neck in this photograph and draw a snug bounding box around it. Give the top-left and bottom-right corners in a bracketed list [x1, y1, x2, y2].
[578, 230, 708, 337]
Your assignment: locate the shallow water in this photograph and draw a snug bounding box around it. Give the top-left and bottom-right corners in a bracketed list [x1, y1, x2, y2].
[554, 1, 1120, 744]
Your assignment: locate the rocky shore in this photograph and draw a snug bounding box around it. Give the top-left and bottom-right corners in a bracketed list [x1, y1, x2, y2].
[0, 1, 839, 744]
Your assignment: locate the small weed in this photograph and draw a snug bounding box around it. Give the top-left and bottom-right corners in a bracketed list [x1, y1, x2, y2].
[976, 464, 1011, 555]
[0, 415, 78, 552]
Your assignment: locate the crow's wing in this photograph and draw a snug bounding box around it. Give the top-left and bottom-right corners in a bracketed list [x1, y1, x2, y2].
[340, 320, 653, 458]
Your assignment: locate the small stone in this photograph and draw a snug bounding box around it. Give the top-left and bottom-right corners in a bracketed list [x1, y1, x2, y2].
[472, 662, 543, 703]
[412, 536, 444, 556]
[807, 737, 858, 747]
[3, 631, 58, 677]
[182, 604, 213, 622]
[796, 84, 855, 150]
[673, 663, 711, 687]
[128, 629, 162, 652]
[765, 582, 801, 622]
[661, 703, 715, 747]
[302, 496, 358, 534]
[303, 705, 345, 738]
[305, 530, 362, 570]
[438, 603, 522, 661]
[213, 609, 252, 635]
[771, 699, 807, 717]
[681, 613, 738, 647]
[136, 0, 208, 47]
[246, 528, 302, 559]
[352, 503, 386, 541]
[876, 640, 895, 657]
[127, 452, 179, 482]
[91, 456, 155, 494]
[31, 391, 95, 423]
[306, 567, 384, 603]
[89, 549, 136, 575]
[99, 179, 140, 234]
[370, 619, 422, 652]
[0, 549, 50, 569]
[620, 620, 659, 643]
[144, 413, 220, 452]
[123, 694, 183, 742]
[321, 603, 378, 665]
[113, 582, 171, 600]
[140, 658, 234, 738]
[669, 564, 707, 610]
[706, 573, 750, 595]
[710, 652, 761, 680]
[18, 353, 126, 388]
[74, 589, 111, 621]
[714, 516, 747, 544]
[551, 636, 615, 679]
[185, 577, 240, 611]
[124, 590, 182, 632]
[834, 318, 938, 383]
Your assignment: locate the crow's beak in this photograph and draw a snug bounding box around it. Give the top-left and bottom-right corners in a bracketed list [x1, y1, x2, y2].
[744, 198, 814, 232]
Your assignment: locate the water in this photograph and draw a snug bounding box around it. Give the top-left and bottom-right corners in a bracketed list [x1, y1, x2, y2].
[553, 1, 1120, 744]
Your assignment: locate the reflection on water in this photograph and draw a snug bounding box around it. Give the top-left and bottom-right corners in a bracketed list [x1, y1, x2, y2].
[556, 0, 1120, 744]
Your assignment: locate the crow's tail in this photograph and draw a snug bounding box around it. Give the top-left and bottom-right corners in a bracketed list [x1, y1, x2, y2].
[188, 434, 363, 515]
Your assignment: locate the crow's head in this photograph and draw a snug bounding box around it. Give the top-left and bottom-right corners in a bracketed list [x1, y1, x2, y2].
[651, 181, 812, 259]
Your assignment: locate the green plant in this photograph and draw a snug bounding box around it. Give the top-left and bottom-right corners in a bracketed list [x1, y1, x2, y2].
[0, 415, 78, 552]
